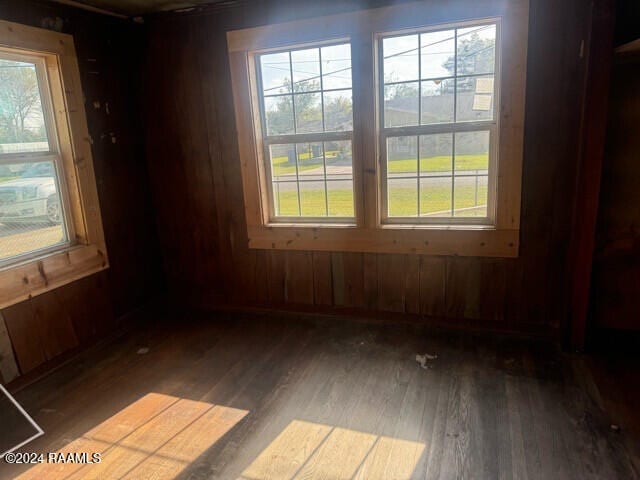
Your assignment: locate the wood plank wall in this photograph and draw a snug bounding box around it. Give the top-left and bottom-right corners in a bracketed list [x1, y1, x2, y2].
[591, 58, 640, 331]
[143, 0, 594, 337]
[0, 0, 161, 383]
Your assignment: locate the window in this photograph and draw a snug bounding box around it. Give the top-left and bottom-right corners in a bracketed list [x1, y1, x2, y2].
[0, 20, 108, 309]
[380, 23, 498, 223]
[257, 43, 355, 222]
[228, 0, 527, 256]
[0, 51, 71, 266]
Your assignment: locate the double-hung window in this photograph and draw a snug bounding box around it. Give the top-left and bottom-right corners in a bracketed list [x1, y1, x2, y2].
[0, 20, 108, 309]
[0, 49, 71, 265]
[380, 22, 499, 223]
[257, 43, 355, 221]
[228, 0, 527, 256]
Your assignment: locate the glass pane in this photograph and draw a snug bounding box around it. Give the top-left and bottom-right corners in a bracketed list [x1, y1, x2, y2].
[291, 48, 320, 93]
[383, 35, 419, 83]
[454, 130, 490, 175]
[325, 140, 353, 217]
[323, 89, 352, 132]
[269, 143, 296, 181]
[454, 175, 488, 217]
[299, 180, 326, 216]
[387, 136, 417, 175]
[264, 95, 294, 135]
[0, 59, 49, 154]
[421, 78, 454, 124]
[456, 24, 496, 76]
[296, 142, 324, 179]
[454, 130, 489, 217]
[421, 29, 455, 79]
[260, 52, 291, 94]
[297, 142, 326, 216]
[384, 82, 418, 127]
[456, 75, 494, 122]
[294, 93, 322, 133]
[388, 178, 418, 217]
[420, 176, 453, 217]
[0, 161, 68, 263]
[273, 180, 299, 216]
[270, 144, 298, 216]
[321, 44, 352, 90]
[327, 180, 354, 217]
[420, 133, 453, 174]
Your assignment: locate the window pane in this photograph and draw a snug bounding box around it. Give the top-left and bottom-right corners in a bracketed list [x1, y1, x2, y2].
[421, 78, 454, 125]
[270, 143, 299, 217]
[419, 133, 453, 174]
[387, 136, 417, 175]
[420, 176, 453, 217]
[453, 130, 489, 217]
[456, 75, 494, 122]
[0, 161, 68, 263]
[291, 48, 320, 93]
[383, 35, 419, 82]
[420, 29, 455, 79]
[0, 59, 49, 154]
[264, 95, 294, 135]
[384, 82, 418, 127]
[321, 44, 352, 90]
[260, 52, 291, 95]
[388, 178, 418, 217]
[419, 134, 453, 217]
[456, 24, 496, 76]
[325, 140, 353, 217]
[323, 89, 352, 132]
[294, 92, 322, 133]
[297, 142, 326, 216]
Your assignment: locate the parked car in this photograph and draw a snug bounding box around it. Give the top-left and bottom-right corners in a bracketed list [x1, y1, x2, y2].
[0, 163, 61, 225]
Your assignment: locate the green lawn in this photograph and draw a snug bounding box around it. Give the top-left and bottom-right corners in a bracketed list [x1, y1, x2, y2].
[274, 182, 487, 217]
[271, 153, 488, 176]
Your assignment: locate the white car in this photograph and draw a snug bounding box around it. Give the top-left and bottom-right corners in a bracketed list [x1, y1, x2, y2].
[0, 163, 61, 225]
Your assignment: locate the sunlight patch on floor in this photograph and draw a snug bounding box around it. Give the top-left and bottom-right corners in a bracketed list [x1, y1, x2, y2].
[15, 393, 248, 480]
[239, 420, 425, 480]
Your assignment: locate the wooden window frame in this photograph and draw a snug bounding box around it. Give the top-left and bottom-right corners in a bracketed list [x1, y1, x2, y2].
[228, 0, 528, 257]
[0, 20, 108, 309]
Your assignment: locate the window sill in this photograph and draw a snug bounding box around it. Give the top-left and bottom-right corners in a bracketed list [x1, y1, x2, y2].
[0, 244, 109, 310]
[247, 224, 518, 257]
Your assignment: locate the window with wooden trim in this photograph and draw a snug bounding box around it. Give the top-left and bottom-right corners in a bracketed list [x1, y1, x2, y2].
[0, 49, 72, 266]
[257, 42, 355, 222]
[0, 20, 108, 309]
[380, 21, 498, 224]
[228, 0, 528, 257]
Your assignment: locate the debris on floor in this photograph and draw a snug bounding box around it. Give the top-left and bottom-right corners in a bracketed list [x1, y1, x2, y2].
[137, 347, 150, 355]
[416, 353, 438, 369]
[610, 424, 620, 432]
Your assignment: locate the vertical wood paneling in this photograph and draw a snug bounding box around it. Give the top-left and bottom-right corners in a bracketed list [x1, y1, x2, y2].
[312, 252, 333, 306]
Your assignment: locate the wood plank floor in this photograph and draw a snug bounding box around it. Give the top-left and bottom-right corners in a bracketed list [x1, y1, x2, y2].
[0, 311, 637, 480]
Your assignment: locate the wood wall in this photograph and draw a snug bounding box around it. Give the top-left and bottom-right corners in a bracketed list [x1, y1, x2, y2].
[143, 0, 595, 337]
[0, 0, 161, 384]
[591, 58, 640, 331]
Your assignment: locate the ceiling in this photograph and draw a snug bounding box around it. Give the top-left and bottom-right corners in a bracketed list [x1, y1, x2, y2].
[53, 0, 234, 17]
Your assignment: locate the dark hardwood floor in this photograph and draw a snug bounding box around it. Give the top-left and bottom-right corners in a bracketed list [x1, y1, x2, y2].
[0, 311, 637, 479]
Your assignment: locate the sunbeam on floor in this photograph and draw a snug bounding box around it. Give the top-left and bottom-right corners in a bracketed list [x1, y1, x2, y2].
[13, 393, 248, 480]
[239, 420, 425, 480]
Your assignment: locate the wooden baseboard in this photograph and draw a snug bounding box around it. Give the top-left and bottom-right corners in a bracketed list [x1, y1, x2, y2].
[192, 299, 559, 341]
